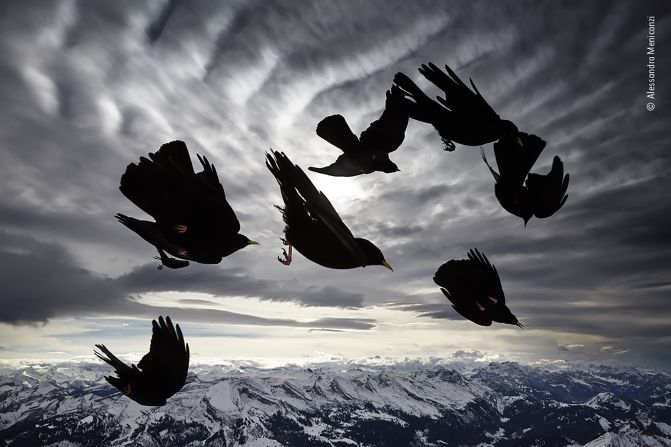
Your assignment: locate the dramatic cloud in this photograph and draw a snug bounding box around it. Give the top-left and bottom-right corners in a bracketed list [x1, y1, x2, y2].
[0, 0, 669, 366]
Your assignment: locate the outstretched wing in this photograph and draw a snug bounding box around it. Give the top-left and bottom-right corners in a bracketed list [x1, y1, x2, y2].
[195, 153, 241, 234]
[137, 316, 190, 392]
[466, 248, 505, 305]
[359, 86, 410, 153]
[316, 115, 361, 154]
[266, 151, 367, 266]
[419, 63, 500, 122]
[527, 156, 569, 218]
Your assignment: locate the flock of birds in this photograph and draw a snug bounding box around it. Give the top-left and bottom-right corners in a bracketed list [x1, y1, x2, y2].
[95, 62, 569, 406]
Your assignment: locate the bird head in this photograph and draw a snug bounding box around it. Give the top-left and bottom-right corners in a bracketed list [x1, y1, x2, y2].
[233, 234, 259, 250]
[495, 307, 523, 328]
[356, 239, 393, 271]
[380, 159, 401, 173]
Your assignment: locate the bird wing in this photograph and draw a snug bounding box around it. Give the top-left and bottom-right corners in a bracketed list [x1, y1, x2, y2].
[494, 133, 546, 186]
[266, 151, 367, 266]
[316, 115, 361, 154]
[527, 156, 569, 218]
[137, 316, 190, 391]
[466, 248, 506, 304]
[359, 86, 410, 153]
[148, 140, 196, 176]
[392, 72, 444, 123]
[419, 63, 499, 122]
[195, 153, 241, 234]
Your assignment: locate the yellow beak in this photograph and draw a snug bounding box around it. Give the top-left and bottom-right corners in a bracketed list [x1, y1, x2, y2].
[247, 240, 260, 245]
[382, 260, 394, 271]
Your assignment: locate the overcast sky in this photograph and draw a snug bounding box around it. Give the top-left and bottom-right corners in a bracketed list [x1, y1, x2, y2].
[1, 0, 669, 369]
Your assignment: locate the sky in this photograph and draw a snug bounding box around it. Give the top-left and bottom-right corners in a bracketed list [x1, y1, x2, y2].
[0, 0, 670, 369]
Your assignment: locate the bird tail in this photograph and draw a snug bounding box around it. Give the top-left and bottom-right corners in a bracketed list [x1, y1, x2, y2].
[316, 115, 360, 154]
[115, 214, 181, 255]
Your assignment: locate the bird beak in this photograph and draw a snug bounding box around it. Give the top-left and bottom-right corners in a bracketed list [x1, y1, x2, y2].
[382, 260, 394, 271]
[247, 240, 260, 245]
[516, 321, 524, 328]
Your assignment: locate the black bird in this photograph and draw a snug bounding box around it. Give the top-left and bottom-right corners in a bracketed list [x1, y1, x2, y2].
[309, 86, 410, 176]
[481, 133, 569, 225]
[117, 140, 258, 265]
[266, 150, 393, 270]
[393, 63, 519, 151]
[433, 248, 522, 327]
[94, 316, 190, 406]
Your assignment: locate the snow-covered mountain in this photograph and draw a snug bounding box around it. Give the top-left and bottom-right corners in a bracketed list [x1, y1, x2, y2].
[0, 361, 669, 446]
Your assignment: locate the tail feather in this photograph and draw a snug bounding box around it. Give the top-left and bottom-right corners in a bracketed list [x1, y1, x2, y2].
[316, 115, 360, 154]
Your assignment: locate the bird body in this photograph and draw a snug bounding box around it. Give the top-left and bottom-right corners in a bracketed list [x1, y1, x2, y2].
[117, 140, 257, 265]
[266, 150, 392, 270]
[95, 316, 190, 406]
[434, 248, 522, 327]
[309, 86, 410, 176]
[394, 63, 518, 151]
[482, 133, 569, 224]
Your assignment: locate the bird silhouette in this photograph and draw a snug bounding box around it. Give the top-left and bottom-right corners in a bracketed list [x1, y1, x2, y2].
[117, 140, 258, 265]
[394, 63, 519, 151]
[309, 86, 410, 176]
[481, 133, 569, 225]
[433, 248, 522, 327]
[266, 150, 393, 270]
[94, 316, 190, 406]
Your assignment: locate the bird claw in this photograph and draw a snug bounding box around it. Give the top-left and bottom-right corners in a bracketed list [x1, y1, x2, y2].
[156, 264, 164, 270]
[277, 243, 293, 265]
[280, 237, 289, 246]
[477, 303, 486, 312]
[441, 138, 455, 152]
[488, 296, 498, 304]
[177, 249, 188, 257]
[174, 224, 188, 234]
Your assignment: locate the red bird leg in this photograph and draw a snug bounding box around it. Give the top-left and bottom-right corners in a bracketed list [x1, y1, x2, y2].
[174, 224, 188, 234]
[488, 296, 498, 304]
[122, 383, 132, 396]
[278, 242, 292, 265]
[177, 248, 188, 258]
[477, 303, 486, 311]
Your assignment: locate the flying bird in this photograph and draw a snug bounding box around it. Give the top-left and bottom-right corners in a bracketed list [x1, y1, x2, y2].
[94, 316, 190, 406]
[481, 133, 569, 225]
[309, 86, 410, 176]
[393, 62, 519, 151]
[266, 150, 393, 270]
[117, 140, 258, 265]
[433, 248, 522, 327]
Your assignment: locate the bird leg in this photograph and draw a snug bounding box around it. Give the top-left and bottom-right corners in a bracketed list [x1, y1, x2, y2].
[122, 383, 132, 396]
[174, 224, 188, 234]
[177, 248, 188, 258]
[476, 302, 486, 311]
[441, 137, 456, 152]
[278, 239, 292, 265]
[487, 296, 498, 304]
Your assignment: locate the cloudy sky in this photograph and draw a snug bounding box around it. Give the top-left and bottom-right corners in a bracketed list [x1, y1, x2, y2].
[1, 0, 669, 369]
